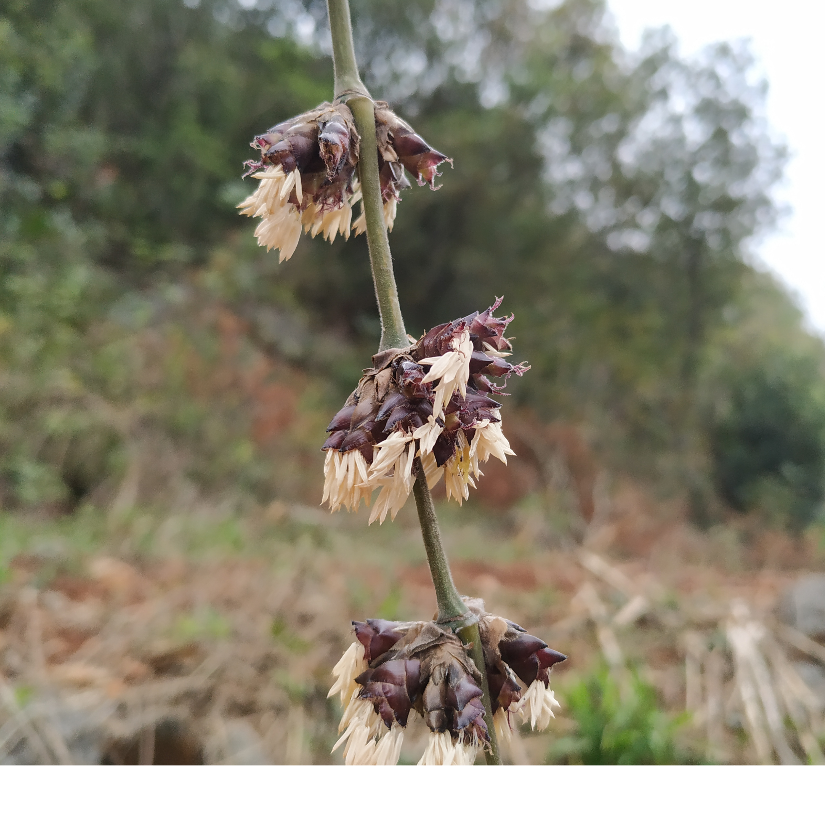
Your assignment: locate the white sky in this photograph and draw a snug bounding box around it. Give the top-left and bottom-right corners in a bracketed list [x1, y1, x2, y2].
[607, 0, 825, 334]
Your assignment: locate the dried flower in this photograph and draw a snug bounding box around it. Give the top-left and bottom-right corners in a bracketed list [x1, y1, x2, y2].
[419, 328, 473, 419]
[321, 299, 529, 521]
[351, 102, 452, 236]
[328, 599, 566, 765]
[239, 102, 450, 260]
[329, 618, 488, 765]
[472, 600, 567, 735]
[333, 695, 404, 765]
[238, 103, 361, 262]
[374, 103, 452, 190]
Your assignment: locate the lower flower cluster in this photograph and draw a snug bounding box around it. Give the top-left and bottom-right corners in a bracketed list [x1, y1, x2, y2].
[328, 599, 566, 765]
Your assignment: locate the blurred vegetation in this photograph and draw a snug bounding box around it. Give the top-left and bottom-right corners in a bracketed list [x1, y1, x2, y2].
[1, 0, 824, 530]
[548, 665, 700, 765]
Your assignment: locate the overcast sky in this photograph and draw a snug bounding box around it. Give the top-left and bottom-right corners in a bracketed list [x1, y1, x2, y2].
[606, 0, 825, 335]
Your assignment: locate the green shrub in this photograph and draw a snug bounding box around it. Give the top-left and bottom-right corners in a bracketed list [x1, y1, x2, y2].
[710, 354, 825, 531]
[548, 665, 698, 765]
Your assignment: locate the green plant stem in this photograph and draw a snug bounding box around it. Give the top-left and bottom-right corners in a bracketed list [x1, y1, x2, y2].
[347, 96, 407, 351]
[412, 461, 501, 763]
[411, 461, 468, 624]
[326, 0, 501, 765]
[327, 0, 367, 99]
[327, 0, 406, 351]
[456, 622, 502, 765]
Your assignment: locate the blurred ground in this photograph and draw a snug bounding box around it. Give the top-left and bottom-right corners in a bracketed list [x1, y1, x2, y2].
[2, 460, 824, 765]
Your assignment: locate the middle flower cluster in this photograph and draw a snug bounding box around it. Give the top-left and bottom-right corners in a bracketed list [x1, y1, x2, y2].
[321, 299, 529, 524]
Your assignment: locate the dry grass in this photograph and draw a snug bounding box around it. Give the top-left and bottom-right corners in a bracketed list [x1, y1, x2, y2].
[1, 474, 824, 765]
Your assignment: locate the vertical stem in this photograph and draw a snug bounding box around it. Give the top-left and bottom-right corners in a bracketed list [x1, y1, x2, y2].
[411, 463, 501, 763]
[326, 0, 501, 764]
[327, 0, 367, 98]
[348, 96, 407, 351]
[457, 622, 502, 765]
[411, 461, 468, 623]
[327, 0, 406, 351]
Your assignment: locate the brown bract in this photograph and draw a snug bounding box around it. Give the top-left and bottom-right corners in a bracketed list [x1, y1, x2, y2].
[240, 101, 451, 256]
[322, 299, 527, 464]
[373, 102, 452, 192]
[330, 599, 566, 764]
[352, 619, 489, 744]
[247, 103, 360, 210]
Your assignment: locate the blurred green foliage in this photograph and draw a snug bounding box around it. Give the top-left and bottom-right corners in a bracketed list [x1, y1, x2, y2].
[711, 355, 825, 531]
[1, 0, 824, 528]
[549, 665, 699, 764]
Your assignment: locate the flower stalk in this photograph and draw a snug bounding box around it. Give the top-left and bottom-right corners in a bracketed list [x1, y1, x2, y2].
[326, 0, 502, 763]
[328, 0, 405, 351]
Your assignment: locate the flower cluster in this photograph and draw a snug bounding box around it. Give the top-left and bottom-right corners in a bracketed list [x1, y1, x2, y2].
[321, 298, 529, 523]
[238, 102, 450, 261]
[328, 599, 566, 765]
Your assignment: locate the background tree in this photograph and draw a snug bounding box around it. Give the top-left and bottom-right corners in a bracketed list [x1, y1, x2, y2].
[1, 0, 821, 529]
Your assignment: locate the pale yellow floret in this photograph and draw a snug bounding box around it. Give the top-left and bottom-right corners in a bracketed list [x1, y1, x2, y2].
[254, 207, 302, 263]
[443, 430, 478, 504]
[419, 330, 473, 418]
[515, 680, 560, 731]
[327, 641, 367, 708]
[352, 198, 398, 236]
[419, 451, 444, 489]
[372, 723, 404, 765]
[237, 167, 303, 263]
[302, 196, 356, 244]
[482, 342, 512, 358]
[417, 731, 454, 765]
[493, 708, 513, 745]
[333, 697, 381, 761]
[439, 416, 516, 504]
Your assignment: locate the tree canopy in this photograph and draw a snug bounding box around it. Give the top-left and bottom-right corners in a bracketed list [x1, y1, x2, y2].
[1, 0, 823, 529]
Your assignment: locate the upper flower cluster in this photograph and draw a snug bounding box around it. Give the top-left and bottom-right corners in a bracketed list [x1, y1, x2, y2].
[238, 101, 450, 262]
[328, 599, 566, 765]
[321, 298, 530, 523]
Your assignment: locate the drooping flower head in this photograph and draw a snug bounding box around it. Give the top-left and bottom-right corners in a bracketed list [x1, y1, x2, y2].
[470, 599, 567, 737]
[238, 102, 451, 261]
[351, 103, 453, 236]
[328, 599, 566, 765]
[321, 299, 530, 523]
[238, 103, 360, 262]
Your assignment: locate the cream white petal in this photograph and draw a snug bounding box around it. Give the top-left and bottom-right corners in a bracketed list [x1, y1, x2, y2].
[493, 709, 513, 745]
[327, 641, 367, 707]
[417, 731, 456, 766]
[368, 431, 413, 480]
[373, 724, 404, 766]
[515, 680, 560, 732]
[279, 169, 296, 203]
[322, 449, 374, 514]
[413, 416, 443, 456]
